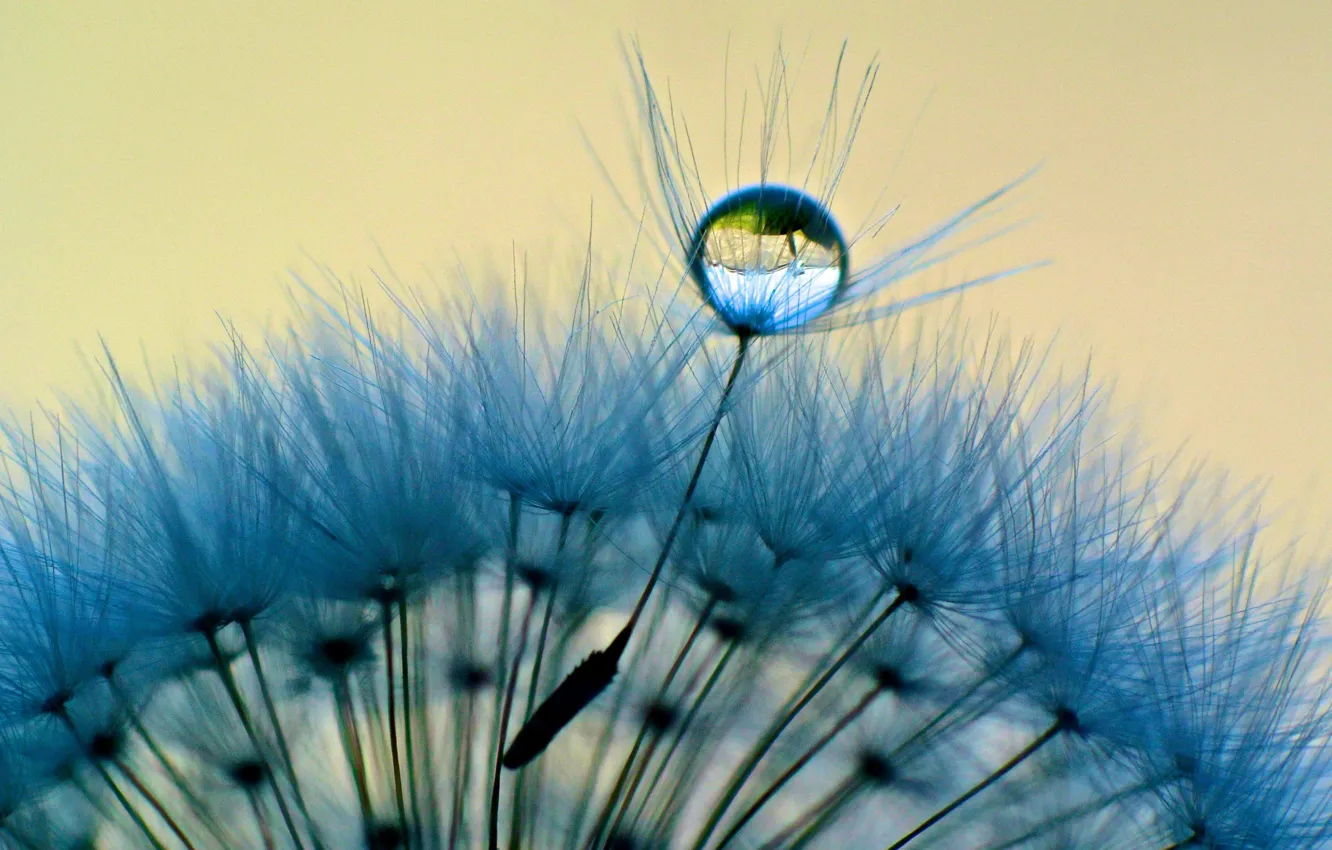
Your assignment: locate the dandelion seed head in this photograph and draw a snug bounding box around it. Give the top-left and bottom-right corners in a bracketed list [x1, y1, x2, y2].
[673, 519, 851, 646]
[0, 38, 1324, 850]
[284, 599, 380, 681]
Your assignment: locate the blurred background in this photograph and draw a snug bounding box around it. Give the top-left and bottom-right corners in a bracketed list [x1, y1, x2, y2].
[2, 2, 1328, 535]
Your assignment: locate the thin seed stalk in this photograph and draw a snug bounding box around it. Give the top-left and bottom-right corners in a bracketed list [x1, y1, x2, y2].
[690, 591, 906, 850]
[445, 572, 480, 848]
[882, 716, 1066, 850]
[92, 759, 171, 850]
[635, 634, 766, 847]
[562, 591, 673, 850]
[449, 686, 479, 850]
[585, 713, 655, 849]
[247, 787, 277, 850]
[112, 757, 200, 850]
[55, 711, 169, 850]
[333, 674, 375, 832]
[488, 586, 539, 850]
[891, 645, 1027, 760]
[355, 665, 391, 791]
[590, 599, 719, 845]
[412, 594, 439, 848]
[239, 619, 324, 849]
[601, 729, 667, 849]
[637, 639, 747, 838]
[617, 633, 735, 834]
[504, 336, 752, 768]
[205, 630, 308, 850]
[107, 673, 230, 843]
[380, 599, 409, 837]
[983, 780, 1155, 850]
[397, 599, 424, 849]
[502, 510, 574, 847]
[620, 336, 752, 635]
[514, 580, 560, 846]
[71, 772, 119, 824]
[716, 684, 881, 849]
[764, 774, 861, 850]
[485, 495, 523, 805]
[510, 511, 574, 846]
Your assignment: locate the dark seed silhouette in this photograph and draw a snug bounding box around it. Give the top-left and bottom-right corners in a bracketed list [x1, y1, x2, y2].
[502, 626, 630, 769]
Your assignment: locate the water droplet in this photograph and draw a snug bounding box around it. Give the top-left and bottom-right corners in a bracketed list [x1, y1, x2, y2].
[687, 184, 849, 335]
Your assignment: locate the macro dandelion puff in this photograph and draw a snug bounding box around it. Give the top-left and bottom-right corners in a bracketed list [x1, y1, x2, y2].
[0, 40, 1326, 850]
[1123, 532, 1332, 850]
[0, 423, 137, 726]
[510, 42, 1040, 776]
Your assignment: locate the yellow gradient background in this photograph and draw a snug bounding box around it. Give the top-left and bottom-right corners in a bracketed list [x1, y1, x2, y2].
[2, 3, 1329, 529]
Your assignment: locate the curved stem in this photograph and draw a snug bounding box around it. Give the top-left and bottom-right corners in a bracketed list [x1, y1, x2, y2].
[113, 757, 200, 850]
[691, 592, 905, 850]
[239, 620, 324, 849]
[333, 675, 374, 833]
[619, 335, 751, 636]
[92, 759, 170, 850]
[503, 336, 751, 769]
[882, 718, 1064, 850]
[488, 588, 539, 850]
[381, 600, 409, 838]
[247, 787, 276, 850]
[107, 673, 230, 845]
[637, 640, 743, 839]
[55, 711, 168, 850]
[591, 599, 719, 846]
[716, 685, 880, 849]
[485, 496, 523, 804]
[206, 630, 307, 850]
[762, 775, 861, 850]
[399, 600, 424, 850]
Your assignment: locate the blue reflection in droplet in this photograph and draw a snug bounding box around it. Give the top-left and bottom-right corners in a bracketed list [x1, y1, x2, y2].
[687, 184, 849, 335]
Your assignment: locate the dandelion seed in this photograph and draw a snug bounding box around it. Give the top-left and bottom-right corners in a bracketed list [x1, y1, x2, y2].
[507, 36, 1039, 769]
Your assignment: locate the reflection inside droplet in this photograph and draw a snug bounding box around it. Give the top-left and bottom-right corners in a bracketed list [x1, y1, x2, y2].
[687, 184, 848, 334]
